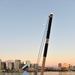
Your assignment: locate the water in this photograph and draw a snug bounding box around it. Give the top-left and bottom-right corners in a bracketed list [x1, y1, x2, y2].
[0, 72, 75, 75]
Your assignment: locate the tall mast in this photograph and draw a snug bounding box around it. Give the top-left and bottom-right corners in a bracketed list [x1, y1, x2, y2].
[40, 13, 53, 75]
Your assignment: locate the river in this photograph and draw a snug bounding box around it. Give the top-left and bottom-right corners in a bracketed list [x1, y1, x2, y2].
[0, 72, 75, 75]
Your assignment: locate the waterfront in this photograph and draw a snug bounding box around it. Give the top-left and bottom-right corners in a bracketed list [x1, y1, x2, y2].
[0, 72, 75, 75]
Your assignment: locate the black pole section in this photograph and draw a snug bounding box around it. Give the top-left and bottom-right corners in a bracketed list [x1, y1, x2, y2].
[43, 13, 53, 57]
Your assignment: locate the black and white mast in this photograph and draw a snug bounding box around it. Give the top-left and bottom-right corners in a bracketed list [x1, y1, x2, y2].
[40, 13, 53, 75]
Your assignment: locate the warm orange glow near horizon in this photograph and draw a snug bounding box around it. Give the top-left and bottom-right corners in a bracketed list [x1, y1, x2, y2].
[1, 56, 75, 67]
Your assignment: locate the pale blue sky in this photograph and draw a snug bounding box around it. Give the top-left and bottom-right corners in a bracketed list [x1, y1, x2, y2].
[0, 0, 75, 66]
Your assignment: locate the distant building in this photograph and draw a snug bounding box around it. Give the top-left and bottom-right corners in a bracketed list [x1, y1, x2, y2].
[62, 63, 69, 69]
[73, 66, 75, 70]
[21, 62, 24, 68]
[14, 60, 21, 70]
[1, 62, 6, 70]
[58, 63, 62, 70]
[0, 59, 2, 70]
[34, 64, 38, 69]
[69, 64, 73, 69]
[30, 64, 34, 68]
[25, 60, 31, 68]
[6, 61, 14, 70]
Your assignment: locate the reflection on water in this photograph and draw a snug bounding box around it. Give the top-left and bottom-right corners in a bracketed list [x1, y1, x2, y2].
[0, 73, 22, 75]
[0, 72, 75, 75]
[59, 72, 75, 75]
[59, 72, 68, 75]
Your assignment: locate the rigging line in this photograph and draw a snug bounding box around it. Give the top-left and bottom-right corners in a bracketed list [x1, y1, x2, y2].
[34, 18, 49, 75]
[37, 21, 48, 65]
[37, 18, 49, 65]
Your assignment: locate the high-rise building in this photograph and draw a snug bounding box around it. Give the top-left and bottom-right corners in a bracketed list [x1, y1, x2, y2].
[0, 59, 2, 70]
[6, 61, 14, 70]
[25, 60, 31, 68]
[14, 60, 21, 70]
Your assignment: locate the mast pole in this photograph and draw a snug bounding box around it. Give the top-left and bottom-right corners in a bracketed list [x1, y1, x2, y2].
[40, 13, 53, 75]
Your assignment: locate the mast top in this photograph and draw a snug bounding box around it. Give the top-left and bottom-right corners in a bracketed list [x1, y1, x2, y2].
[49, 12, 53, 18]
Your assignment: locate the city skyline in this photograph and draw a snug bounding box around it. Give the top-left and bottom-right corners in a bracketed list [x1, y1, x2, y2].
[0, 0, 75, 67]
[0, 58, 75, 72]
[0, 58, 75, 67]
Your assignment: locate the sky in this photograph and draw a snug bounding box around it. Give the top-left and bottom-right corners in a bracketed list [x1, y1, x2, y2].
[0, 0, 75, 67]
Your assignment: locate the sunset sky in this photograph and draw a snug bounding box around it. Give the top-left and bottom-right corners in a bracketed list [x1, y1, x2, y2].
[0, 0, 75, 67]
